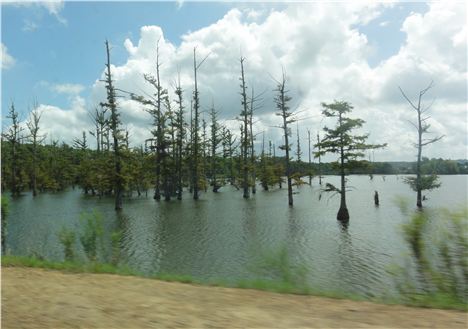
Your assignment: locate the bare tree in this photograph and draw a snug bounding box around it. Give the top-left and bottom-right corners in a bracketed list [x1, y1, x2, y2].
[296, 123, 302, 162]
[399, 81, 444, 208]
[26, 103, 46, 196]
[88, 105, 108, 152]
[316, 132, 322, 186]
[274, 70, 295, 206]
[239, 57, 250, 199]
[307, 129, 312, 185]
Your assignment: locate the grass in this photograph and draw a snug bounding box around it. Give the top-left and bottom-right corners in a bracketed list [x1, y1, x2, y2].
[3, 255, 466, 311]
[2, 256, 136, 276]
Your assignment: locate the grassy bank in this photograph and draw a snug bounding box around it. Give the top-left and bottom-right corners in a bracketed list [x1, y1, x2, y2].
[2, 255, 466, 311]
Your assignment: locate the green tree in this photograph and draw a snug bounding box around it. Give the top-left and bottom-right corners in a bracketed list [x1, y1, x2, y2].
[174, 76, 186, 200]
[315, 101, 386, 221]
[258, 133, 276, 191]
[101, 40, 124, 210]
[222, 127, 237, 186]
[210, 104, 222, 192]
[191, 47, 210, 200]
[130, 41, 168, 201]
[2, 103, 27, 196]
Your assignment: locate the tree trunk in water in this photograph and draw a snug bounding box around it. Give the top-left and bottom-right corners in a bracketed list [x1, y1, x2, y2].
[32, 143, 37, 197]
[104, 40, 123, 211]
[337, 173, 349, 221]
[416, 109, 423, 208]
[192, 49, 200, 200]
[240, 58, 250, 199]
[337, 117, 349, 221]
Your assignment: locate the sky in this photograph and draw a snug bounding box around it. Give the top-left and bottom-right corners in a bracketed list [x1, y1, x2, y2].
[1, 0, 467, 162]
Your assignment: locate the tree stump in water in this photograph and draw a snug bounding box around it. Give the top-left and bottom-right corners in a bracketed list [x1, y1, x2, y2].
[374, 191, 379, 206]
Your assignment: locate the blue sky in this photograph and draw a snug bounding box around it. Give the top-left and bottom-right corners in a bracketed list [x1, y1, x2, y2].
[1, 1, 465, 161]
[2, 2, 234, 113]
[2, 1, 427, 116]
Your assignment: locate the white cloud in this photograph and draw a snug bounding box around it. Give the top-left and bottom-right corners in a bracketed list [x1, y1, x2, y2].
[39, 2, 466, 161]
[51, 83, 85, 95]
[5, 0, 67, 25]
[38, 96, 89, 144]
[1, 43, 16, 70]
[22, 19, 39, 32]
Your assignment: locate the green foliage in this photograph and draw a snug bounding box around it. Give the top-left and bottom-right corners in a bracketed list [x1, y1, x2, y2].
[110, 229, 122, 265]
[315, 101, 386, 171]
[251, 246, 310, 294]
[392, 207, 468, 310]
[315, 101, 386, 220]
[1, 255, 136, 276]
[57, 228, 76, 262]
[79, 210, 104, 261]
[404, 174, 441, 193]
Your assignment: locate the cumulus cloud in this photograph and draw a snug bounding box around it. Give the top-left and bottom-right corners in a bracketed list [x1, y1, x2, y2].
[37, 96, 88, 144]
[1, 43, 16, 70]
[40, 2, 466, 161]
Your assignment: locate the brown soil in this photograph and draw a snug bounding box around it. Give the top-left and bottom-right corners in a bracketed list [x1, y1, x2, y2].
[2, 267, 467, 328]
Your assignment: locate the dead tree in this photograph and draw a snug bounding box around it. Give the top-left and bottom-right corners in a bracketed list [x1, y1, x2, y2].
[274, 71, 295, 206]
[239, 57, 250, 199]
[26, 103, 46, 196]
[399, 81, 444, 208]
[307, 129, 312, 185]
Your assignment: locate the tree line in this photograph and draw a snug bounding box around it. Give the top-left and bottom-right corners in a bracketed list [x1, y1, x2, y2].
[2, 41, 447, 221]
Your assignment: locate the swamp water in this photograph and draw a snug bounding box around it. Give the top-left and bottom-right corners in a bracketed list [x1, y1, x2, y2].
[6, 175, 467, 298]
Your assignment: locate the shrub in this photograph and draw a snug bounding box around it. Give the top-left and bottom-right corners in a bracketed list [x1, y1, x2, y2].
[58, 228, 76, 261]
[110, 229, 122, 265]
[79, 210, 104, 262]
[393, 206, 467, 309]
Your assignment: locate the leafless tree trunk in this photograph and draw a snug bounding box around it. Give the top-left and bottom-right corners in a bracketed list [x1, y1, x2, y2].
[26, 103, 46, 197]
[399, 81, 443, 208]
[239, 57, 250, 199]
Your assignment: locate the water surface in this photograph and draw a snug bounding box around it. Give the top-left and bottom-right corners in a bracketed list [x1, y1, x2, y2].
[6, 175, 467, 298]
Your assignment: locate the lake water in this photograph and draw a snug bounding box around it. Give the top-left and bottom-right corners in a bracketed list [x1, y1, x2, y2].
[5, 175, 467, 298]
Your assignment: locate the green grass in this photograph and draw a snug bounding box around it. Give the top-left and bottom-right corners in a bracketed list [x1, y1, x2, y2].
[2, 256, 136, 276]
[2, 255, 466, 311]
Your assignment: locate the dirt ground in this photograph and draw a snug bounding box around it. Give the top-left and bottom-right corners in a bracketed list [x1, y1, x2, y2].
[1, 267, 467, 329]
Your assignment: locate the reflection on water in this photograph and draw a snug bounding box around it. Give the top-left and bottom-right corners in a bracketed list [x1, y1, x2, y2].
[6, 175, 467, 298]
